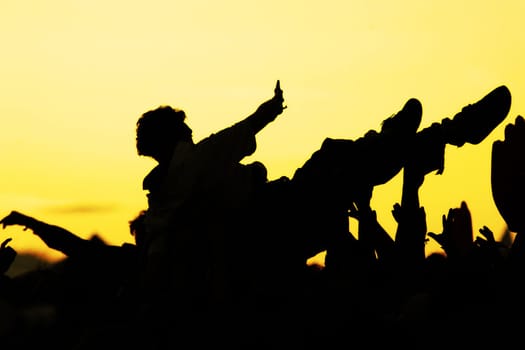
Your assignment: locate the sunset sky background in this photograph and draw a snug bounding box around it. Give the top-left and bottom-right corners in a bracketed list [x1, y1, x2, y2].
[1, 0, 524, 264]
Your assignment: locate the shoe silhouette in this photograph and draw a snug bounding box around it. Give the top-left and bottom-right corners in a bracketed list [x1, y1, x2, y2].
[443, 85, 512, 147]
[290, 98, 422, 206]
[353, 97, 423, 186]
[406, 85, 512, 177]
[381, 98, 423, 136]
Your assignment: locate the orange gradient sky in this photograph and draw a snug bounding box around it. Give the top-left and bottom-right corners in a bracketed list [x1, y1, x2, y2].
[1, 0, 524, 263]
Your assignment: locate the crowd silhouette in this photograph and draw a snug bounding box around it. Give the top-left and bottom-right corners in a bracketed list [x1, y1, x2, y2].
[1, 80, 524, 348]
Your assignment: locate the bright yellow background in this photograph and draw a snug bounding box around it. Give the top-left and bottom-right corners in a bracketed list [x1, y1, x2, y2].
[1, 0, 523, 263]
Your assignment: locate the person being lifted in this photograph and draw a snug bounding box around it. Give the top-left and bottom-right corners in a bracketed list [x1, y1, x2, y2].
[134, 80, 287, 347]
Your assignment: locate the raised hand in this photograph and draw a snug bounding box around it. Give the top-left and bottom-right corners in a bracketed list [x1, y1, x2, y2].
[478, 225, 496, 244]
[248, 80, 288, 134]
[0, 237, 17, 275]
[427, 201, 474, 258]
[491, 115, 525, 233]
[475, 225, 507, 252]
[274, 79, 283, 99]
[257, 80, 286, 114]
[0, 210, 35, 231]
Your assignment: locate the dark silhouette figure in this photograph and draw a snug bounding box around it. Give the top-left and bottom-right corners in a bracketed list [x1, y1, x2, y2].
[2, 82, 518, 348]
[298, 84, 512, 345]
[0, 210, 146, 349]
[0, 210, 143, 293]
[135, 80, 287, 348]
[278, 85, 511, 266]
[132, 80, 514, 347]
[488, 115, 525, 336]
[491, 115, 525, 237]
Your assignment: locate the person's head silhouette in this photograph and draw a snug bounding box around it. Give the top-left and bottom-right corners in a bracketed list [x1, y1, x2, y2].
[136, 106, 193, 163]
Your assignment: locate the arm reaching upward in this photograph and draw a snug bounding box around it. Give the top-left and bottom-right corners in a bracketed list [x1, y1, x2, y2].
[245, 80, 287, 134]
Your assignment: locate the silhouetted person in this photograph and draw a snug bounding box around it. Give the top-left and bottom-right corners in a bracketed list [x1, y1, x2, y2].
[315, 85, 512, 345]
[0, 210, 143, 288]
[279, 84, 511, 265]
[135, 80, 287, 347]
[488, 115, 525, 327]
[133, 80, 513, 347]
[135, 81, 425, 319]
[0, 210, 147, 349]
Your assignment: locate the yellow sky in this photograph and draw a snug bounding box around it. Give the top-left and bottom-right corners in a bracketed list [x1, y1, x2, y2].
[1, 0, 524, 262]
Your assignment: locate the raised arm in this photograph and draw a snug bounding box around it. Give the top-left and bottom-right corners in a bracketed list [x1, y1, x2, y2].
[0, 210, 88, 257]
[393, 154, 430, 267]
[427, 201, 475, 260]
[244, 80, 287, 134]
[349, 185, 395, 264]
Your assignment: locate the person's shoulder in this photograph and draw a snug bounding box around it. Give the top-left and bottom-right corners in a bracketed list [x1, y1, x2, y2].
[121, 242, 137, 251]
[143, 164, 168, 191]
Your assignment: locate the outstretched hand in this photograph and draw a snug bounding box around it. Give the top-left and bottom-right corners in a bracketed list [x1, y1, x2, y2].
[274, 80, 287, 111]
[274, 80, 283, 98]
[0, 210, 34, 231]
[427, 201, 473, 258]
[255, 80, 287, 117]
[272, 79, 287, 112]
[491, 115, 525, 233]
[475, 225, 504, 250]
